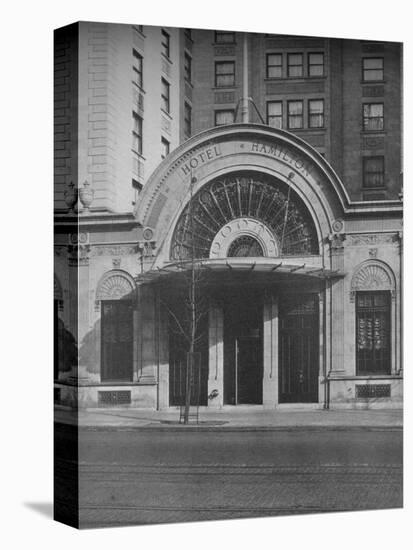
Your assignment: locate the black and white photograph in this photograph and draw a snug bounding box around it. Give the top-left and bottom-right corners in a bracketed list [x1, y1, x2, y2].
[53, 20, 403, 528]
[3, 0, 411, 547]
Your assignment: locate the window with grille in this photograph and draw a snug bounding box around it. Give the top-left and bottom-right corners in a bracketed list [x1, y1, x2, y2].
[287, 53, 303, 77]
[267, 101, 283, 129]
[132, 49, 143, 88]
[363, 103, 384, 131]
[308, 52, 324, 77]
[356, 291, 391, 375]
[184, 102, 192, 136]
[132, 111, 143, 154]
[101, 301, 134, 382]
[161, 78, 170, 113]
[161, 137, 170, 159]
[215, 109, 235, 126]
[363, 57, 384, 81]
[266, 53, 282, 78]
[215, 61, 235, 87]
[184, 52, 192, 83]
[287, 100, 303, 129]
[215, 31, 235, 43]
[161, 29, 170, 58]
[363, 156, 384, 188]
[308, 99, 324, 128]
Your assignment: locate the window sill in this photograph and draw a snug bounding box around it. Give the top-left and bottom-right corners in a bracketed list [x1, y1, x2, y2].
[132, 82, 145, 94]
[161, 53, 172, 64]
[361, 80, 386, 85]
[131, 149, 146, 161]
[212, 85, 238, 91]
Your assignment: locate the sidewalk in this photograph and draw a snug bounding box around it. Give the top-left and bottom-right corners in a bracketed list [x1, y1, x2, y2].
[54, 406, 403, 430]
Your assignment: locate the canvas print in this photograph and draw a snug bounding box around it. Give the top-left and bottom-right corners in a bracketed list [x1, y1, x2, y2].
[54, 22, 403, 528]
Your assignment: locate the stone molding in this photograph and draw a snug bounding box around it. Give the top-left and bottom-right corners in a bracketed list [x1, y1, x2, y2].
[95, 269, 136, 306]
[350, 259, 396, 301]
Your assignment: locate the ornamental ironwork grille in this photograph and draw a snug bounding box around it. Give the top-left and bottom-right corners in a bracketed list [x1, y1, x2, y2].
[356, 291, 391, 375]
[170, 171, 319, 260]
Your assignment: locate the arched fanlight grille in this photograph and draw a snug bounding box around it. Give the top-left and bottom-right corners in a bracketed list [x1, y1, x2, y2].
[170, 171, 319, 260]
[227, 235, 264, 257]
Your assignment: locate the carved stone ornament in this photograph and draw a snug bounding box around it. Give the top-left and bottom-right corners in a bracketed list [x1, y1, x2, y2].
[68, 243, 91, 266]
[137, 241, 156, 258]
[350, 260, 395, 302]
[328, 232, 346, 249]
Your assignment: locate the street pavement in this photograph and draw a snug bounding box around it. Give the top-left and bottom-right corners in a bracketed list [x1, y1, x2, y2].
[55, 419, 403, 528]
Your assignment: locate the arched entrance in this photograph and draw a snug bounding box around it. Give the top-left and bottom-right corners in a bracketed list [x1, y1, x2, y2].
[135, 124, 348, 409]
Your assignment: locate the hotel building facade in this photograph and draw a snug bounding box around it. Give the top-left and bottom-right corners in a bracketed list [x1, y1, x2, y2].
[54, 22, 403, 411]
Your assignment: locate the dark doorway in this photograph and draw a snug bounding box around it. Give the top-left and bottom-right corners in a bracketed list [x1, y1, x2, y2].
[224, 289, 263, 405]
[279, 294, 319, 403]
[101, 300, 133, 382]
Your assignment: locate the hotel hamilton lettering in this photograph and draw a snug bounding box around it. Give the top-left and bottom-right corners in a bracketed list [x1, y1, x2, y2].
[251, 142, 312, 177]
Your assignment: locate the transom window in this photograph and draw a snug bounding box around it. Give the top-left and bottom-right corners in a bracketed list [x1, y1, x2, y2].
[215, 61, 235, 87]
[215, 109, 235, 126]
[267, 101, 283, 129]
[171, 171, 319, 260]
[287, 53, 303, 77]
[363, 103, 384, 131]
[161, 78, 170, 113]
[308, 52, 324, 77]
[266, 53, 282, 78]
[308, 99, 324, 128]
[356, 291, 391, 375]
[227, 235, 264, 257]
[363, 156, 384, 188]
[287, 100, 303, 129]
[215, 31, 235, 43]
[362, 57, 384, 81]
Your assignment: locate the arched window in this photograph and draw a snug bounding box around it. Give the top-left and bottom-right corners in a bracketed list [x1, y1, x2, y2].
[170, 171, 319, 260]
[351, 261, 395, 376]
[96, 270, 135, 382]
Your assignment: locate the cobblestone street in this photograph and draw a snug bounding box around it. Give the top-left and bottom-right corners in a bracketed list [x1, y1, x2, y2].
[56, 426, 402, 528]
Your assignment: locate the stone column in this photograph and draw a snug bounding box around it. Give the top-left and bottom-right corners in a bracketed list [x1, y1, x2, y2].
[139, 285, 157, 383]
[263, 293, 278, 408]
[157, 293, 170, 410]
[328, 233, 346, 375]
[208, 303, 224, 408]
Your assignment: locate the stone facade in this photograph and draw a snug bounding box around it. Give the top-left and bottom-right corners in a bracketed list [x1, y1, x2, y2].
[54, 24, 402, 413]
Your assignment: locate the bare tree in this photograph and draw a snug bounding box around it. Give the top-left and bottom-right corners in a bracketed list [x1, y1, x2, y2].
[161, 174, 208, 424]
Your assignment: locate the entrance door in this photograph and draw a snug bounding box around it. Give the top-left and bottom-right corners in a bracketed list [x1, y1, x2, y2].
[279, 294, 319, 403]
[236, 336, 262, 404]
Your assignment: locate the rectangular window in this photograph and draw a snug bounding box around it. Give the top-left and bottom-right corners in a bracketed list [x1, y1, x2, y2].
[161, 29, 170, 58]
[184, 28, 192, 40]
[161, 78, 170, 113]
[215, 61, 235, 87]
[161, 137, 170, 159]
[287, 53, 303, 77]
[267, 101, 283, 129]
[363, 156, 385, 188]
[215, 31, 235, 43]
[132, 111, 143, 154]
[266, 53, 282, 78]
[287, 100, 303, 129]
[215, 109, 235, 126]
[308, 52, 324, 77]
[184, 102, 192, 136]
[101, 301, 134, 382]
[132, 49, 143, 88]
[308, 99, 324, 128]
[363, 103, 384, 131]
[184, 52, 192, 83]
[356, 291, 391, 375]
[363, 57, 384, 81]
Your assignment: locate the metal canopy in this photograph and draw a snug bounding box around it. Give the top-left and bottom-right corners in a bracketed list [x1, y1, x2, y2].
[136, 257, 344, 284]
